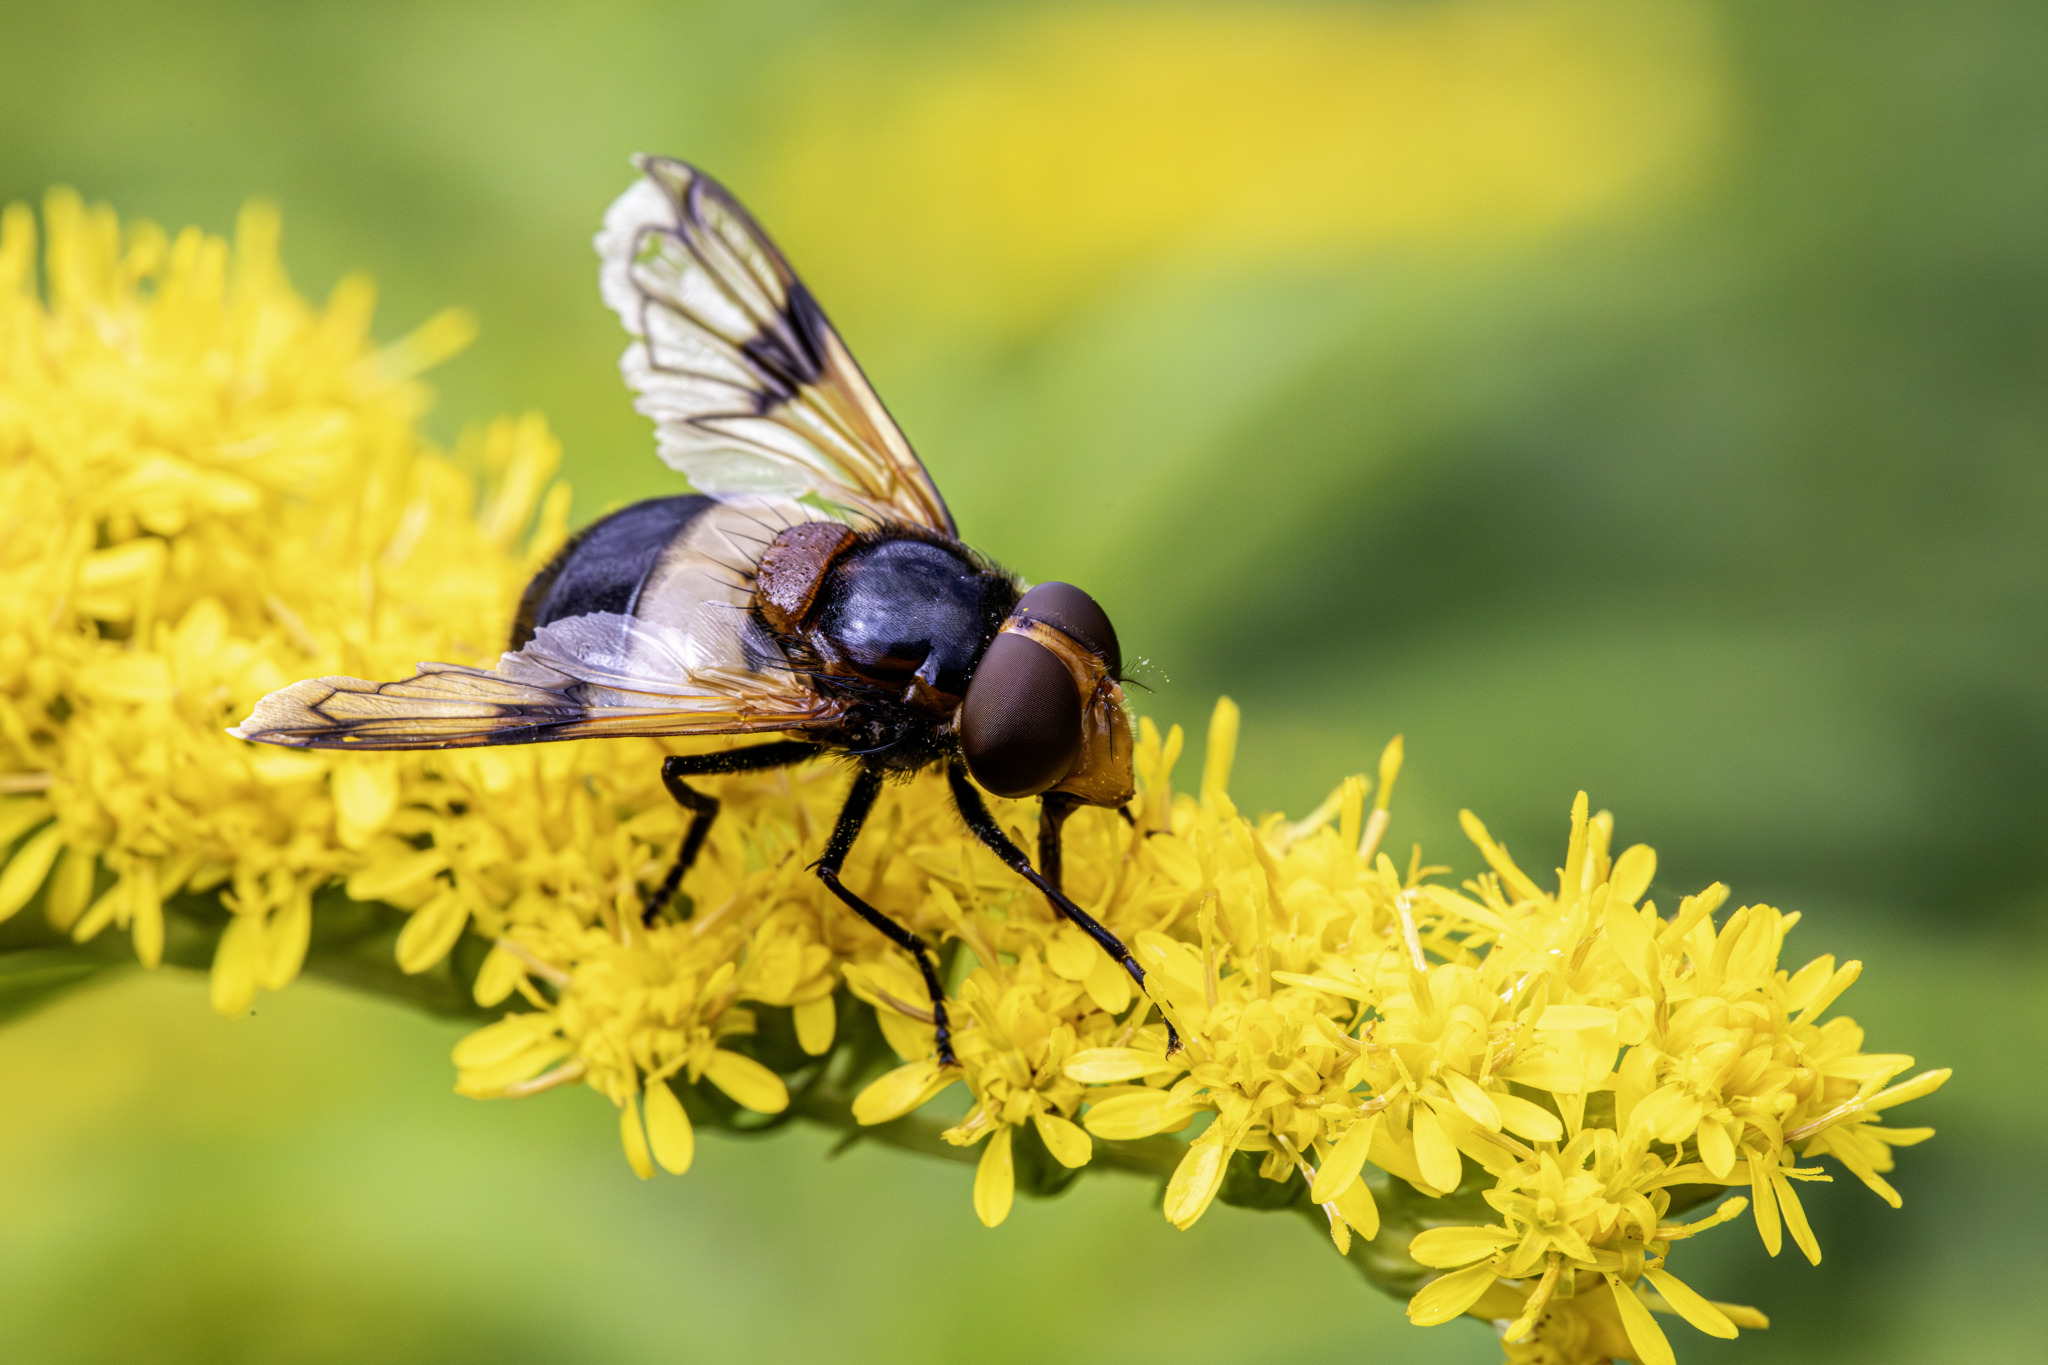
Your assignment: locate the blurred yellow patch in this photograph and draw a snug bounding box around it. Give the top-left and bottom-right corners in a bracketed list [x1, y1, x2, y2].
[768, 0, 1723, 328]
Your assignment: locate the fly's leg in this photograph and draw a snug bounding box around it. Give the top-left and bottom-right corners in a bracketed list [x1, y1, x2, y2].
[1038, 792, 1079, 895]
[815, 765, 957, 1068]
[949, 764, 1181, 1054]
[646, 740, 824, 924]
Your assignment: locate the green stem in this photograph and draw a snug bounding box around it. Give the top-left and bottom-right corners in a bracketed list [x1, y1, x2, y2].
[0, 886, 1438, 1307]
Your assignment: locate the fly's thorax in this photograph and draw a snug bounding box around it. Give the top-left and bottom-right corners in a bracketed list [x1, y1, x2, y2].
[800, 533, 1015, 708]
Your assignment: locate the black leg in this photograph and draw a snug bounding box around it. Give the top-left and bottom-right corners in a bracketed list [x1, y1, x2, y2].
[645, 740, 824, 923]
[949, 764, 1181, 1054]
[1038, 793, 1079, 895]
[815, 765, 957, 1068]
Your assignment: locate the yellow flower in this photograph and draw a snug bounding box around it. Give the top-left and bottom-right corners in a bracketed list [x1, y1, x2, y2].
[0, 187, 563, 1005]
[0, 192, 1948, 1365]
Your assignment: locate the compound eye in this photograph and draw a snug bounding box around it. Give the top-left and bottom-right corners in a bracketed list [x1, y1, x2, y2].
[960, 633, 1083, 798]
[1015, 581, 1120, 678]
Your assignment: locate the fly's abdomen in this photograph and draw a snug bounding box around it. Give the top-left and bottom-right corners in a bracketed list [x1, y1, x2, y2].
[511, 495, 715, 648]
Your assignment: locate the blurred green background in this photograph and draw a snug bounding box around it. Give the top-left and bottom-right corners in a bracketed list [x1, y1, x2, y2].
[2, 0, 2043, 1360]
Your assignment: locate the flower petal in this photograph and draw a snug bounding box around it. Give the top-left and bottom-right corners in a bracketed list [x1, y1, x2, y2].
[619, 1098, 654, 1180]
[471, 946, 526, 1008]
[794, 996, 837, 1056]
[1748, 1158, 1783, 1257]
[1643, 1267, 1738, 1339]
[974, 1126, 1015, 1228]
[1033, 1112, 1093, 1169]
[852, 1059, 955, 1126]
[1330, 1171, 1379, 1240]
[643, 1081, 696, 1176]
[1604, 1274, 1676, 1365]
[704, 1050, 790, 1115]
[1083, 1089, 1174, 1140]
[1310, 1113, 1377, 1203]
[1065, 1047, 1160, 1084]
[1697, 1115, 1736, 1179]
[1412, 1103, 1464, 1194]
[0, 824, 64, 922]
[1771, 1170, 1822, 1265]
[395, 887, 468, 975]
[1445, 1072, 1501, 1131]
[1163, 1136, 1230, 1231]
[1409, 1224, 1517, 1268]
[1406, 1261, 1499, 1326]
[1494, 1093, 1564, 1143]
[209, 914, 262, 1017]
[452, 1012, 561, 1069]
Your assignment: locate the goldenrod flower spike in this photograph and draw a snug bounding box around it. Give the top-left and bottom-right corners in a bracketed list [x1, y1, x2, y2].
[0, 194, 1951, 1365]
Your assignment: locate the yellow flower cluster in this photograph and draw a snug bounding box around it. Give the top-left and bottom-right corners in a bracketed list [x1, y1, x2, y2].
[830, 705, 1947, 1364]
[0, 188, 577, 1008]
[0, 195, 1948, 1365]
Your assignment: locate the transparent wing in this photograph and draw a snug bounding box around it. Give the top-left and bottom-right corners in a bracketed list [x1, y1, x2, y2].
[230, 612, 844, 750]
[598, 154, 955, 535]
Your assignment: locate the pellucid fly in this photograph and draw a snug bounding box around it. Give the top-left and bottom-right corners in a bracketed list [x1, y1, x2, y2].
[232, 156, 1173, 1065]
